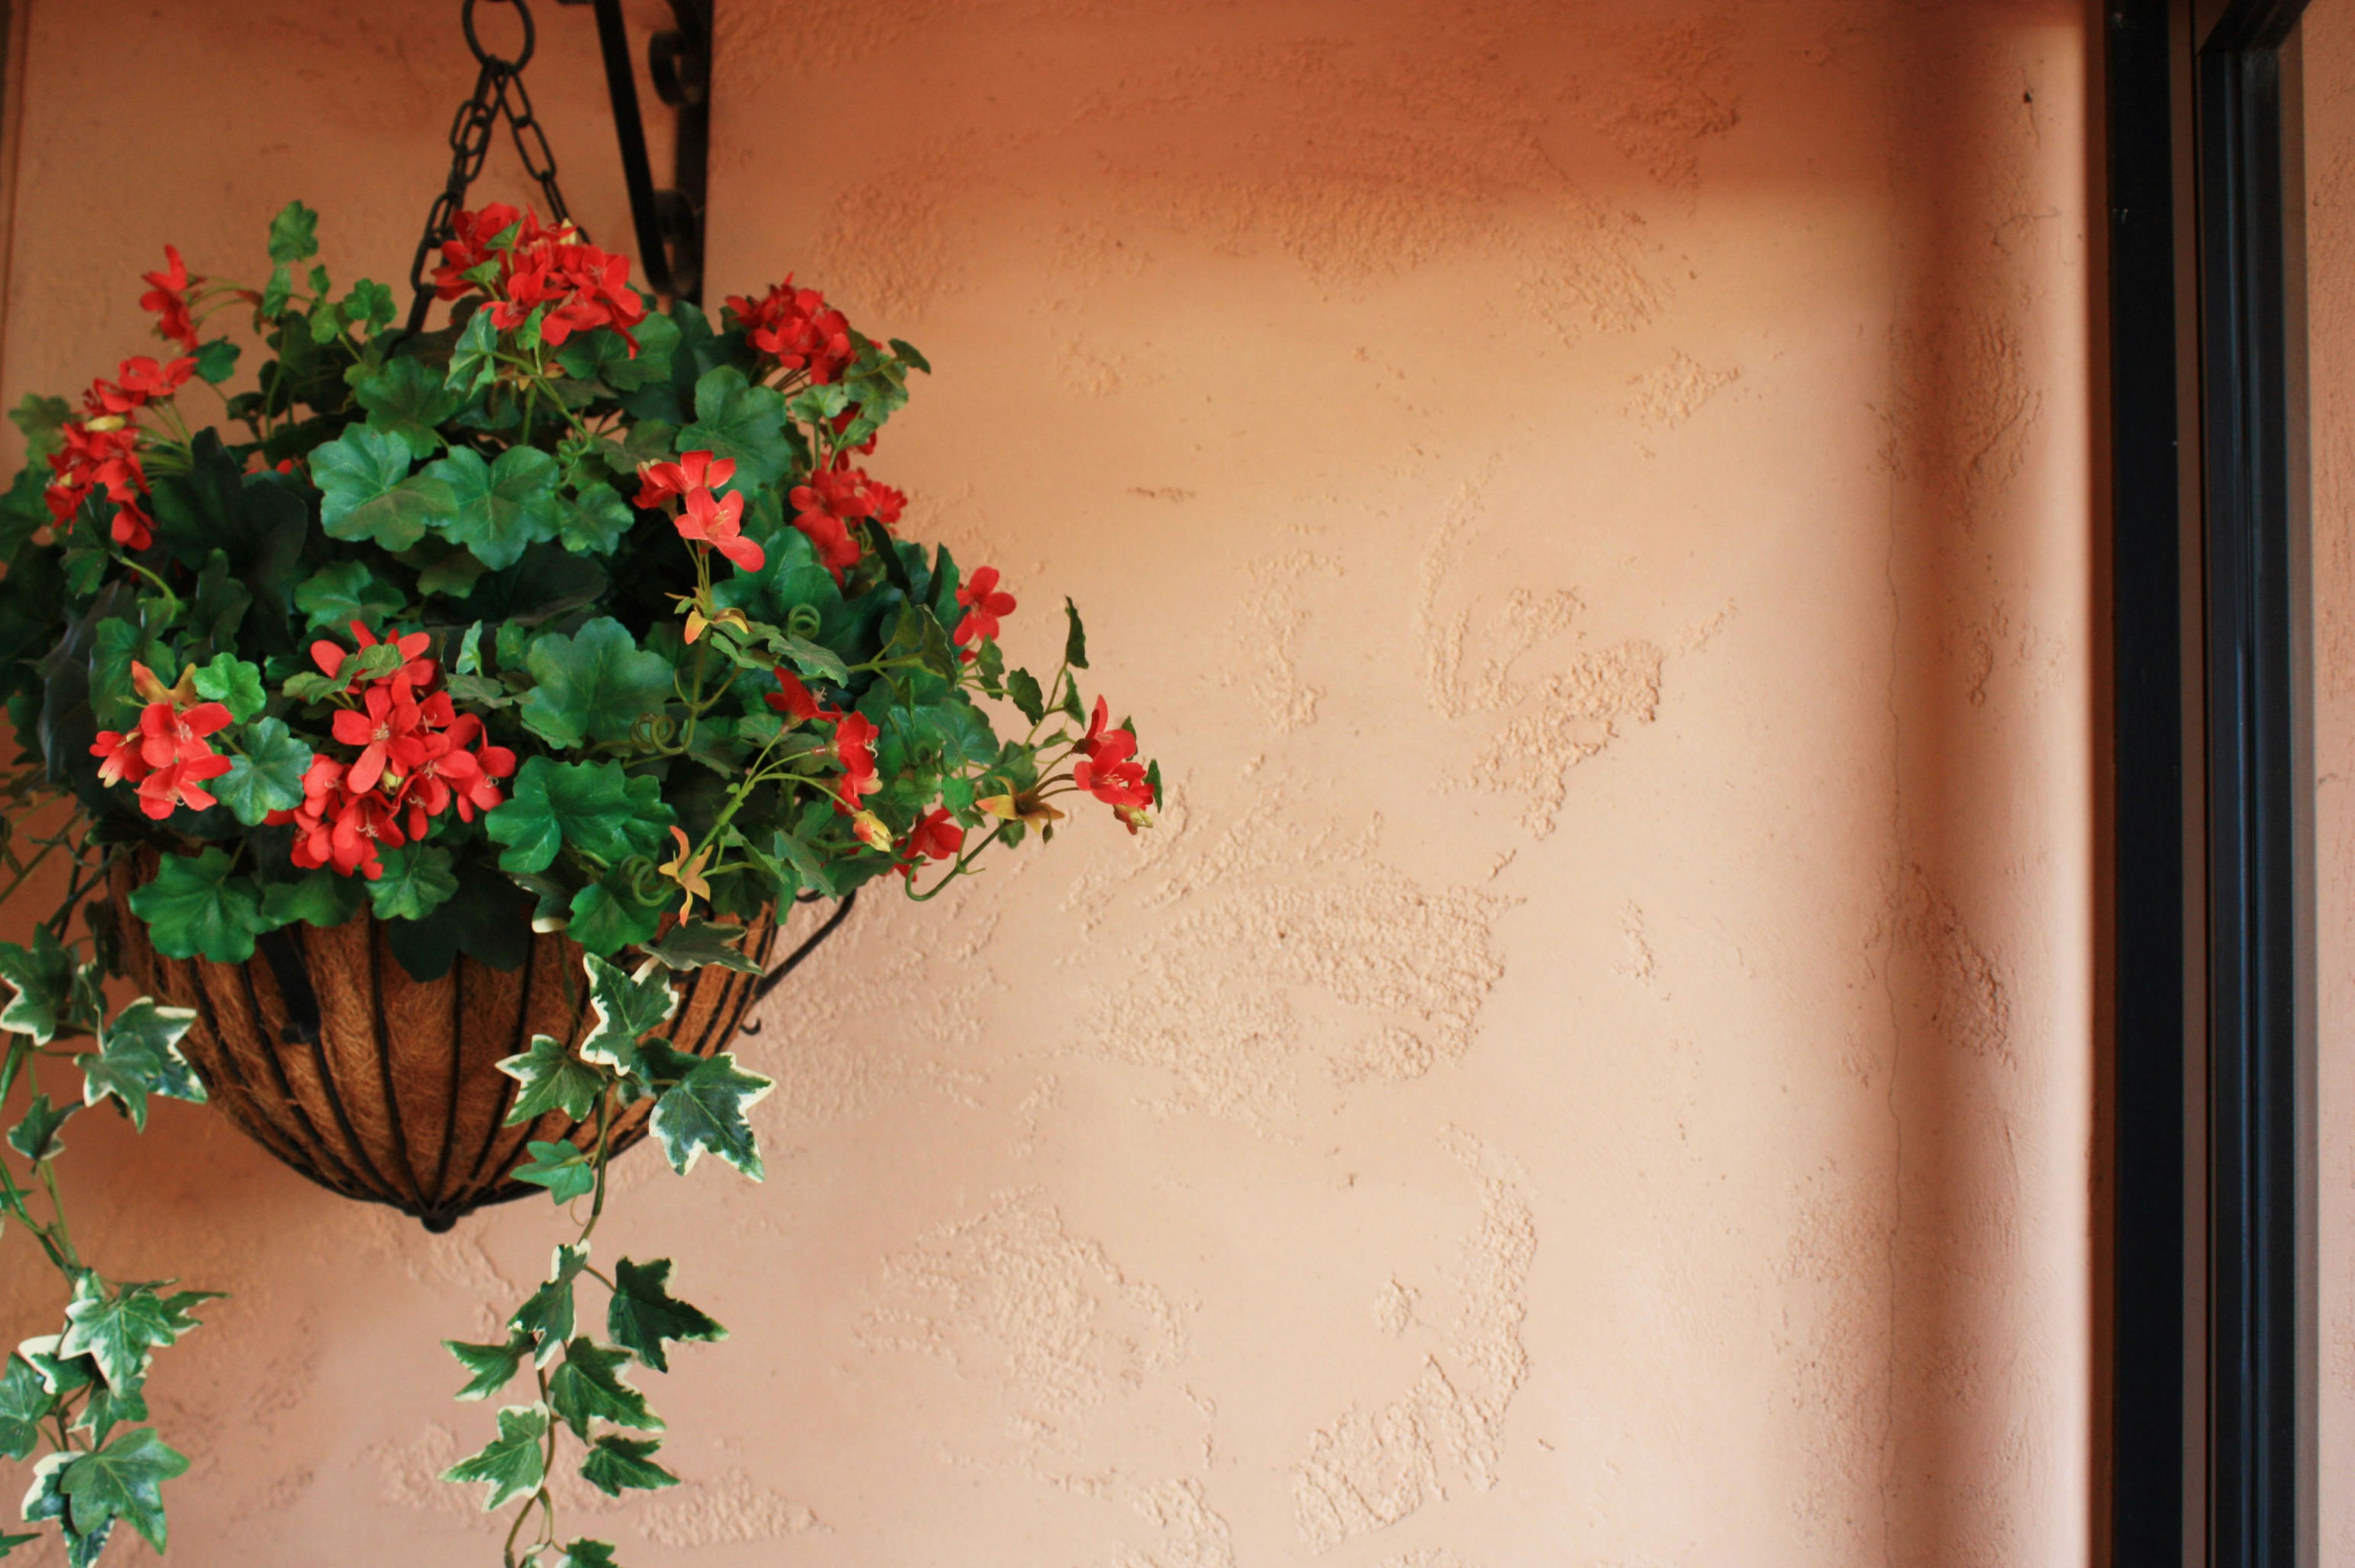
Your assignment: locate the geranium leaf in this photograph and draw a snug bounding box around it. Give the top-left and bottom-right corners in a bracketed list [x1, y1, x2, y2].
[8, 1093, 75, 1165]
[513, 1139, 595, 1204]
[441, 1405, 549, 1512]
[58, 1427, 187, 1551]
[315, 427, 455, 551]
[520, 617, 672, 748]
[485, 757, 674, 875]
[266, 200, 318, 263]
[578, 954, 675, 1074]
[9, 393, 69, 460]
[215, 717, 312, 827]
[367, 844, 459, 923]
[677, 366, 792, 488]
[578, 1435, 676, 1497]
[59, 1279, 178, 1392]
[426, 445, 565, 570]
[261, 869, 366, 930]
[548, 1339, 662, 1440]
[650, 1053, 772, 1180]
[351, 354, 462, 459]
[292, 558, 405, 633]
[605, 1258, 724, 1373]
[445, 1333, 531, 1402]
[566, 880, 664, 958]
[496, 1034, 604, 1127]
[1063, 596, 1089, 670]
[643, 919, 763, 974]
[560, 485, 634, 554]
[190, 652, 267, 722]
[82, 999, 205, 1132]
[0, 927, 79, 1043]
[128, 848, 269, 964]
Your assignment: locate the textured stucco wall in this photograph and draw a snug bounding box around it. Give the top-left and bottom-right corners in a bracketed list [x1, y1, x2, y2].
[0, 2, 2094, 1563]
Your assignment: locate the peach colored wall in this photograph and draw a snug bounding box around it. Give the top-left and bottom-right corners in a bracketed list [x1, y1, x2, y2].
[0, 2, 2095, 1564]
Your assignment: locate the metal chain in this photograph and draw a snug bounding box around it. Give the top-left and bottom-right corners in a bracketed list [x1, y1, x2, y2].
[405, 0, 581, 332]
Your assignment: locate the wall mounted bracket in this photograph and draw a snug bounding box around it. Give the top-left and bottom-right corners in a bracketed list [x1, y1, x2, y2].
[564, 0, 709, 302]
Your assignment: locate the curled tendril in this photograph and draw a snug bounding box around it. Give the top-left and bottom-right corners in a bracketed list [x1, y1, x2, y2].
[627, 711, 678, 754]
[786, 604, 822, 638]
[618, 855, 668, 908]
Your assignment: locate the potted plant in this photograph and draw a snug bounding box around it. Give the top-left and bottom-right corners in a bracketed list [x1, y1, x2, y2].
[0, 201, 1156, 1564]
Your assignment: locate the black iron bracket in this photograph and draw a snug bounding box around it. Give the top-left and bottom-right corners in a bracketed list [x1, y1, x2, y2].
[562, 0, 710, 303]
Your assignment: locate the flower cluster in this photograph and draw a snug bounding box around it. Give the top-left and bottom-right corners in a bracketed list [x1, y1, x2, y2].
[724, 277, 852, 384]
[267, 624, 516, 879]
[763, 672, 882, 818]
[1076, 697, 1155, 833]
[431, 204, 646, 351]
[45, 354, 195, 550]
[139, 245, 201, 353]
[637, 450, 764, 574]
[88, 664, 235, 820]
[787, 461, 903, 581]
[952, 566, 1016, 650]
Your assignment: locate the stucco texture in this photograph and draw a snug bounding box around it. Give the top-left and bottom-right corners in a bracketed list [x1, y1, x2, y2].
[0, 1, 2094, 1564]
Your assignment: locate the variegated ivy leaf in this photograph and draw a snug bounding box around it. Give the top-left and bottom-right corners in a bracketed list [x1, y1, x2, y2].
[59, 1276, 177, 1393]
[548, 1338, 663, 1440]
[513, 1139, 595, 1204]
[58, 1428, 188, 1551]
[554, 1541, 619, 1568]
[649, 1054, 772, 1180]
[577, 955, 675, 1078]
[82, 998, 205, 1132]
[605, 1258, 724, 1374]
[17, 1334, 97, 1398]
[510, 1244, 590, 1367]
[7, 1093, 74, 1165]
[440, 1404, 550, 1512]
[0, 1353, 52, 1461]
[578, 1434, 676, 1497]
[444, 1333, 532, 1402]
[643, 919, 764, 976]
[497, 1034, 604, 1127]
[0, 927, 80, 1044]
[18, 1448, 117, 1567]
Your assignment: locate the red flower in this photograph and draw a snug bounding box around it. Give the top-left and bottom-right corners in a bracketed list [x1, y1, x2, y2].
[952, 566, 1016, 646]
[831, 710, 881, 812]
[634, 450, 735, 509]
[898, 806, 965, 878]
[1073, 697, 1154, 816]
[134, 754, 231, 820]
[723, 277, 852, 383]
[136, 692, 232, 770]
[435, 206, 647, 351]
[787, 464, 899, 581]
[90, 728, 151, 787]
[765, 671, 827, 723]
[312, 622, 435, 695]
[139, 245, 201, 352]
[282, 756, 408, 881]
[47, 418, 151, 546]
[332, 681, 429, 793]
[86, 356, 195, 417]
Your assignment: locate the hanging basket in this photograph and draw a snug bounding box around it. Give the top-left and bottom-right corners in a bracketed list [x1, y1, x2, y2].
[106, 855, 785, 1231]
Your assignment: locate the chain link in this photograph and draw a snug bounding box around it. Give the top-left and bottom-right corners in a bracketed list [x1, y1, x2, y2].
[405, 0, 580, 332]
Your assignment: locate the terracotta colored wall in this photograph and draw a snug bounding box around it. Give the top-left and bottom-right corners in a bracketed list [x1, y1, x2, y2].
[0, 2, 2095, 1562]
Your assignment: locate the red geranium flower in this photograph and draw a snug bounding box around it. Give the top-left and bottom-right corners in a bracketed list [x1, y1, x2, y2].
[765, 671, 827, 723]
[898, 806, 964, 878]
[676, 485, 765, 574]
[134, 754, 231, 821]
[139, 245, 201, 353]
[312, 622, 435, 694]
[332, 681, 429, 793]
[723, 277, 852, 384]
[1073, 696, 1154, 817]
[787, 463, 898, 581]
[952, 566, 1016, 646]
[832, 710, 881, 811]
[134, 688, 231, 770]
[634, 450, 735, 509]
[89, 729, 151, 787]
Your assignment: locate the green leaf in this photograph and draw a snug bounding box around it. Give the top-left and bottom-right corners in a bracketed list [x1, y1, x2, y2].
[561, 486, 635, 554]
[190, 339, 240, 385]
[1059, 668, 1087, 725]
[59, 1279, 176, 1391]
[293, 558, 405, 633]
[578, 954, 676, 1075]
[338, 278, 396, 337]
[261, 261, 293, 319]
[644, 920, 763, 975]
[496, 1034, 605, 1126]
[521, 617, 672, 748]
[578, 1435, 677, 1497]
[446, 307, 499, 396]
[190, 652, 267, 721]
[315, 425, 450, 551]
[76, 1383, 147, 1448]
[261, 869, 366, 930]
[413, 540, 489, 599]
[510, 1243, 589, 1361]
[1063, 597, 1089, 670]
[441, 1405, 549, 1512]
[513, 1139, 595, 1204]
[676, 366, 792, 488]
[605, 1258, 725, 1373]
[888, 337, 932, 373]
[367, 845, 459, 922]
[128, 849, 270, 964]
[651, 1053, 772, 1180]
[266, 200, 319, 263]
[8, 1093, 74, 1164]
[0, 1355, 52, 1461]
[1005, 667, 1046, 725]
[9, 393, 70, 462]
[566, 880, 664, 958]
[485, 757, 674, 876]
[215, 716, 312, 826]
[555, 1541, 620, 1568]
[350, 354, 462, 458]
[426, 445, 565, 570]
[778, 633, 849, 686]
[548, 1339, 662, 1440]
[18, 1336, 96, 1399]
[59, 1427, 187, 1551]
[457, 621, 486, 675]
[82, 998, 204, 1132]
[0, 927, 79, 1044]
[445, 1333, 531, 1402]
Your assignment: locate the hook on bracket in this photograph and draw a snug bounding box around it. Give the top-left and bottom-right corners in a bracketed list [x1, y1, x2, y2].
[564, 0, 709, 302]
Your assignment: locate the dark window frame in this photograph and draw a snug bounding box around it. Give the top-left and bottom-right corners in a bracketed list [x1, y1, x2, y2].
[2109, 1, 2319, 1562]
